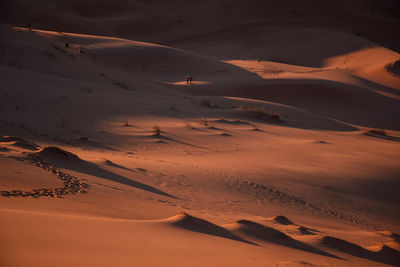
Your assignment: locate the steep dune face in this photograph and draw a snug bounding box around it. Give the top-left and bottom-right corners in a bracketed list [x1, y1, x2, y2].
[322, 236, 400, 266]
[225, 220, 338, 258]
[166, 213, 253, 244]
[1, 1, 400, 266]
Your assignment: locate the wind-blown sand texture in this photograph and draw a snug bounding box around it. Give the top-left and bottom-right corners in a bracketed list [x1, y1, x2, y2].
[1, 1, 400, 266]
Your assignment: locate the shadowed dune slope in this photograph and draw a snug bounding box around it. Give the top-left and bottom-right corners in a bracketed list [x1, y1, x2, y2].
[2, 23, 399, 130]
[38, 147, 176, 198]
[273, 215, 295, 225]
[165, 213, 255, 245]
[387, 60, 400, 78]
[322, 236, 400, 266]
[39, 146, 81, 161]
[226, 220, 340, 259]
[1, 1, 400, 267]
[0, 25, 257, 83]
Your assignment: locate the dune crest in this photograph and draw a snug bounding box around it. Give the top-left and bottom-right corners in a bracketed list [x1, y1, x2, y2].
[322, 236, 400, 265]
[1, 1, 399, 266]
[226, 219, 339, 258]
[38, 146, 81, 161]
[273, 215, 295, 225]
[167, 213, 254, 244]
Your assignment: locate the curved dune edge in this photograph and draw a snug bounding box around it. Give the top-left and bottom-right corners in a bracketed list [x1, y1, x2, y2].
[1, 206, 400, 266]
[4, 207, 399, 265]
[6, 26, 256, 84]
[0, 136, 40, 151]
[1, 2, 400, 266]
[225, 219, 340, 259]
[162, 212, 400, 264]
[163, 212, 255, 244]
[322, 236, 400, 266]
[0, 146, 89, 198]
[271, 215, 295, 225]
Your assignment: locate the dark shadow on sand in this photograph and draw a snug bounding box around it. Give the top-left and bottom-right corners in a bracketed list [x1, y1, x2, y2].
[234, 220, 342, 259]
[104, 159, 135, 172]
[38, 148, 176, 199]
[323, 236, 400, 266]
[152, 135, 206, 149]
[171, 213, 256, 245]
[364, 132, 400, 142]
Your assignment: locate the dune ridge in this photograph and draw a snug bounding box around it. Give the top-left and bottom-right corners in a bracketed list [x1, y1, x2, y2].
[0, 147, 88, 198]
[322, 236, 400, 266]
[166, 212, 255, 244]
[1, 1, 400, 266]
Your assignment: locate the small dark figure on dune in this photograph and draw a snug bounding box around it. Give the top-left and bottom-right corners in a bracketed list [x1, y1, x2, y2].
[65, 42, 69, 48]
[186, 75, 193, 84]
[27, 23, 32, 31]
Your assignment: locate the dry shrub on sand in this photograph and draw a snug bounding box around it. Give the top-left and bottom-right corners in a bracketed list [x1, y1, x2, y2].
[200, 99, 211, 107]
[199, 119, 215, 128]
[122, 119, 130, 126]
[153, 125, 161, 136]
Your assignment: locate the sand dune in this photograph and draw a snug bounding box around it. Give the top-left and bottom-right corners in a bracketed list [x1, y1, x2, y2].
[322, 236, 400, 266]
[39, 146, 81, 161]
[226, 219, 339, 258]
[2, 26, 256, 83]
[2, 208, 398, 266]
[166, 212, 253, 244]
[0, 136, 40, 151]
[273, 215, 296, 225]
[37, 146, 175, 198]
[1, 1, 400, 266]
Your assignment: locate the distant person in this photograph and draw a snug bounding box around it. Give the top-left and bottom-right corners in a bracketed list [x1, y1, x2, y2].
[65, 42, 69, 48]
[27, 23, 32, 31]
[189, 76, 193, 84]
[186, 75, 190, 84]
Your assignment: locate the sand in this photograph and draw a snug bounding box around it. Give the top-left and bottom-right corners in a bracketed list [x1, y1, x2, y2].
[1, 1, 400, 266]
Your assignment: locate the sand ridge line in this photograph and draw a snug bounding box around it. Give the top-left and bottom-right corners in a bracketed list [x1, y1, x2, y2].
[0, 152, 89, 198]
[322, 235, 400, 266]
[226, 219, 341, 259]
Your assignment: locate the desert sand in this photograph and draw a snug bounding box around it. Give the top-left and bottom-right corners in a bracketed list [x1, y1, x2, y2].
[1, 1, 400, 266]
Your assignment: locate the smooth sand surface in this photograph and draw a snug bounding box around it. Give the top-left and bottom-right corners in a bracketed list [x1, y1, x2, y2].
[1, 1, 400, 266]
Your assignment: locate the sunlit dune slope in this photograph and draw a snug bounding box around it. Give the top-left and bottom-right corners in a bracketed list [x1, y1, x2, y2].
[1, 1, 400, 266]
